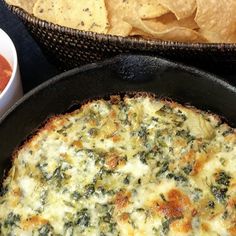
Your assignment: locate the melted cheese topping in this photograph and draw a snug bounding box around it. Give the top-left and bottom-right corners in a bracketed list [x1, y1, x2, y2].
[0, 95, 236, 236]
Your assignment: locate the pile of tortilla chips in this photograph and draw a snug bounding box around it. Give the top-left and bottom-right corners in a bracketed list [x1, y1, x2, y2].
[6, 0, 236, 43]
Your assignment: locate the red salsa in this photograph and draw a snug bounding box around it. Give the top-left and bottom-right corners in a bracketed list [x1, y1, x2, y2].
[0, 54, 12, 93]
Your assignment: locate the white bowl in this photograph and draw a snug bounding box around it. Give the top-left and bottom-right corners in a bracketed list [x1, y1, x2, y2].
[0, 29, 23, 117]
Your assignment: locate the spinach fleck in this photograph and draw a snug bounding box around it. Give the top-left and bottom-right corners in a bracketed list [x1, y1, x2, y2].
[183, 164, 193, 175]
[76, 208, 90, 227]
[38, 223, 54, 236]
[156, 161, 169, 177]
[222, 129, 234, 136]
[222, 210, 228, 220]
[192, 188, 203, 201]
[4, 212, 20, 228]
[208, 201, 215, 209]
[57, 123, 73, 136]
[161, 219, 170, 235]
[139, 152, 147, 165]
[71, 191, 82, 201]
[160, 193, 167, 202]
[216, 171, 231, 187]
[123, 175, 130, 185]
[211, 185, 228, 203]
[166, 173, 188, 183]
[138, 126, 149, 143]
[176, 130, 194, 143]
[84, 184, 95, 198]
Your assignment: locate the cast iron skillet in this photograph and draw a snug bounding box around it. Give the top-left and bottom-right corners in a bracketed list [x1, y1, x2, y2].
[0, 55, 236, 182]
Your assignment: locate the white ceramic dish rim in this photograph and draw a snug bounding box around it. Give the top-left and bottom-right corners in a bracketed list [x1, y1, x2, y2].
[0, 28, 18, 100]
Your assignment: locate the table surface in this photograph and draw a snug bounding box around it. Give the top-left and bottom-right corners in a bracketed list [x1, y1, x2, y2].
[0, 2, 235, 93]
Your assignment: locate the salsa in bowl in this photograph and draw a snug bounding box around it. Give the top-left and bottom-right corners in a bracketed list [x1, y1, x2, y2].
[0, 54, 12, 93]
[0, 29, 22, 117]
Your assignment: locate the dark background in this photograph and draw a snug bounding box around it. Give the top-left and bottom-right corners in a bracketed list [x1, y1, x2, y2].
[0, 1, 235, 93]
[0, 1, 59, 93]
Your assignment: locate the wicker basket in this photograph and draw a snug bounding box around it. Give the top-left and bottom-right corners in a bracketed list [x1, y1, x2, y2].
[5, 2, 236, 73]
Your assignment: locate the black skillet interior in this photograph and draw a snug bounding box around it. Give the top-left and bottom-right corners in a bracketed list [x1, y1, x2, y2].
[0, 54, 236, 181]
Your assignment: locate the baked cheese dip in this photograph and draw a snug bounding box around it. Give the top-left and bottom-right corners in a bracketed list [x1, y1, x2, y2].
[0, 94, 236, 235]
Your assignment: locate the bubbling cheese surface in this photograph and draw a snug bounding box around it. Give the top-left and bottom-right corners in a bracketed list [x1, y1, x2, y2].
[0, 95, 236, 236]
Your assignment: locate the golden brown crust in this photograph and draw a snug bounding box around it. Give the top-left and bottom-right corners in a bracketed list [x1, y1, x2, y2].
[114, 191, 131, 210]
[4, 90, 231, 181]
[4, 92, 232, 187]
[22, 216, 49, 230]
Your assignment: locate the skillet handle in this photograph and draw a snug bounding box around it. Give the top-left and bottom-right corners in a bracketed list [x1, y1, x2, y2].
[114, 54, 166, 82]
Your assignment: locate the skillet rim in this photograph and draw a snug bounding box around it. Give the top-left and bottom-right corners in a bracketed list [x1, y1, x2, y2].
[0, 54, 236, 127]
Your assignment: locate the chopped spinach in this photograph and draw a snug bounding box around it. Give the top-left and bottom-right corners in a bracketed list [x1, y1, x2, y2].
[138, 152, 147, 165]
[57, 123, 73, 136]
[161, 219, 170, 235]
[159, 104, 172, 113]
[52, 166, 65, 180]
[152, 227, 160, 235]
[138, 126, 149, 143]
[216, 171, 231, 187]
[71, 191, 82, 201]
[4, 212, 20, 228]
[84, 184, 95, 198]
[222, 210, 228, 220]
[88, 128, 98, 136]
[183, 164, 193, 175]
[38, 223, 54, 236]
[157, 139, 168, 148]
[152, 117, 159, 122]
[210, 171, 231, 203]
[64, 222, 74, 235]
[36, 190, 48, 213]
[96, 186, 107, 195]
[156, 161, 169, 177]
[160, 193, 167, 202]
[208, 201, 215, 209]
[76, 208, 90, 227]
[222, 128, 234, 136]
[211, 185, 228, 203]
[102, 212, 112, 224]
[219, 158, 226, 166]
[64, 209, 91, 233]
[123, 175, 130, 185]
[166, 173, 188, 183]
[94, 167, 113, 182]
[176, 130, 194, 143]
[36, 163, 68, 185]
[191, 188, 203, 201]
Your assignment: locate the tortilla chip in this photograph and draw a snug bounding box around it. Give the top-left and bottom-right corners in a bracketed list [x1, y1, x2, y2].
[138, 0, 169, 19]
[130, 28, 150, 37]
[195, 0, 236, 43]
[5, 0, 37, 14]
[197, 30, 220, 44]
[143, 12, 199, 32]
[8, 0, 236, 43]
[130, 12, 199, 38]
[158, 0, 196, 20]
[124, 9, 207, 43]
[33, 0, 109, 33]
[105, 0, 136, 36]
